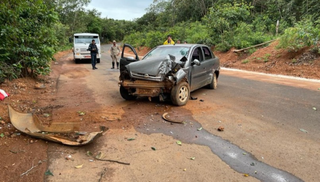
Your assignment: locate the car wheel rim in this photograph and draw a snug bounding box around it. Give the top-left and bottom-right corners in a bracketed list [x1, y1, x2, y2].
[178, 86, 189, 102]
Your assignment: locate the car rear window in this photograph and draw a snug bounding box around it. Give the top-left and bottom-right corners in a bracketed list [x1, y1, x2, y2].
[202, 47, 213, 60]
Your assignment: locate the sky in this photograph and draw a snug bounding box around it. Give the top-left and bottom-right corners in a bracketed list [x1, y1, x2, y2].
[85, 0, 154, 21]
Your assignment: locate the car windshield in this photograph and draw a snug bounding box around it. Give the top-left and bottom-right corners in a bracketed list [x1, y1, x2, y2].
[143, 46, 190, 61]
[74, 36, 100, 44]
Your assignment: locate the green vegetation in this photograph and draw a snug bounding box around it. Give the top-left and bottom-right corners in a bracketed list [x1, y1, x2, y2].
[242, 59, 250, 64]
[263, 54, 272, 62]
[1, 0, 320, 83]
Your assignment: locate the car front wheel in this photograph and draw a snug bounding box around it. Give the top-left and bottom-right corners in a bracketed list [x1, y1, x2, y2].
[171, 81, 190, 106]
[120, 86, 137, 100]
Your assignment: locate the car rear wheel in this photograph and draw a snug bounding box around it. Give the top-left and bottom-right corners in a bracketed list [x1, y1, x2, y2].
[120, 86, 137, 100]
[171, 81, 190, 106]
[208, 73, 217, 89]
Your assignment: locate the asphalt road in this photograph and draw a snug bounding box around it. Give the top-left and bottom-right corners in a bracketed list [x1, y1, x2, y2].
[47, 44, 320, 182]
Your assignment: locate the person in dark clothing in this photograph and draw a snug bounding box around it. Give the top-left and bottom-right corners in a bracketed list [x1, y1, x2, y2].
[87, 39, 98, 70]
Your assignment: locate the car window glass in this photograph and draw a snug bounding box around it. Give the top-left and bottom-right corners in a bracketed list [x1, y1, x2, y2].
[192, 47, 203, 62]
[143, 46, 190, 60]
[74, 36, 100, 44]
[202, 47, 213, 60]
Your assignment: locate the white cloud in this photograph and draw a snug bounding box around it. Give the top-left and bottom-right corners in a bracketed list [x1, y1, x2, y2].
[85, 0, 153, 21]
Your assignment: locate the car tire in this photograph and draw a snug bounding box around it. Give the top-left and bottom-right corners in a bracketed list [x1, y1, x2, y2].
[75, 59, 79, 64]
[120, 86, 137, 100]
[171, 81, 190, 106]
[97, 58, 100, 63]
[208, 73, 217, 89]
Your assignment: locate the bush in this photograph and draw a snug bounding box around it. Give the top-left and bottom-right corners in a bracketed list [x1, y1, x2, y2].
[278, 18, 320, 52]
[0, 0, 58, 82]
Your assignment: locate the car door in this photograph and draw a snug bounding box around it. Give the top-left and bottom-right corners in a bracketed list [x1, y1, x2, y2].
[190, 47, 206, 91]
[200, 46, 216, 85]
[120, 44, 139, 72]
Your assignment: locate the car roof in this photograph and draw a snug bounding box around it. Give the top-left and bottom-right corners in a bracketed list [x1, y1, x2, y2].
[74, 33, 99, 36]
[157, 44, 209, 49]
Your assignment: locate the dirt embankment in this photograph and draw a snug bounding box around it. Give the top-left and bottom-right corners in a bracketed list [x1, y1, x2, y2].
[215, 41, 320, 80]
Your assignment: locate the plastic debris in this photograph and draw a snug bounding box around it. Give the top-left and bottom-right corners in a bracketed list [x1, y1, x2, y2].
[96, 152, 104, 159]
[43, 113, 50, 117]
[190, 157, 195, 160]
[78, 111, 85, 116]
[176, 140, 182, 146]
[75, 164, 83, 169]
[0, 133, 4, 138]
[151, 147, 156, 151]
[127, 138, 135, 141]
[197, 127, 203, 131]
[243, 152, 247, 155]
[45, 170, 54, 176]
[244, 174, 249, 177]
[250, 162, 255, 166]
[183, 168, 187, 171]
[300, 129, 308, 133]
[86, 151, 93, 156]
[313, 107, 317, 111]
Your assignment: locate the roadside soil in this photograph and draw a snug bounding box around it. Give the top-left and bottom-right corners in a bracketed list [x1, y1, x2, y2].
[0, 42, 319, 181]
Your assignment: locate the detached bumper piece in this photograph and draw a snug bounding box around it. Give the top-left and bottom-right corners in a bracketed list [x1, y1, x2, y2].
[8, 105, 102, 146]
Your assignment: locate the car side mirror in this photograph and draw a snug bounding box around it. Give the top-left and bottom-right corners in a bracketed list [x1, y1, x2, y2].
[192, 59, 201, 66]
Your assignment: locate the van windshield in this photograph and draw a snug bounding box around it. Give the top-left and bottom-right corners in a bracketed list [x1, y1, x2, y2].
[74, 36, 100, 44]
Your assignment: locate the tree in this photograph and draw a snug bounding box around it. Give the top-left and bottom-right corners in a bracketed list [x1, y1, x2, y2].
[0, 0, 58, 82]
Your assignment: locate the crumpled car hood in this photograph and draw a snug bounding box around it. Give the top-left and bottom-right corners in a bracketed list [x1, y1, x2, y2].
[126, 55, 172, 76]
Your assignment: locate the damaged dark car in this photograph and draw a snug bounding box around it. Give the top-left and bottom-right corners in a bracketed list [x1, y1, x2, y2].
[119, 44, 220, 106]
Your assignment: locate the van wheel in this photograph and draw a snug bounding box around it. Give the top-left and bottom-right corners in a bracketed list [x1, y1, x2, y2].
[171, 81, 190, 106]
[120, 86, 137, 100]
[97, 58, 100, 63]
[75, 59, 79, 64]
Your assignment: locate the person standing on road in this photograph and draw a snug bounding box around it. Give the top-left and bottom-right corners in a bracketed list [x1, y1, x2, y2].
[87, 39, 98, 70]
[163, 35, 175, 45]
[110, 40, 121, 69]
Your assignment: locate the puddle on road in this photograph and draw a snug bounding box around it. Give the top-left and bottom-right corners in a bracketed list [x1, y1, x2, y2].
[130, 105, 303, 182]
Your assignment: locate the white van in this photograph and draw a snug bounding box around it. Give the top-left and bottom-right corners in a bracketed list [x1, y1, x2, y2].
[73, 33, 101, 63]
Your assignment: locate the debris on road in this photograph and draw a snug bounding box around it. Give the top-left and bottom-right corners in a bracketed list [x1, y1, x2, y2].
[75, 164, 83, 169]
[300, 128, 308, 133]
[313, 107, 317, 111]
[243, 174, 249, 177]
[127, 138, 135, 141]
[94, 151, 130, 165]
[151, 147, 156, 151]
[78, 111, 86, 116]
[162, 112, 184, 124]
[0, 89, 9, 101]
[8, 105, 103, 146]
[176, 140, 182, 146]
[197, 127, 203, 131]
[190, 157, 195, 160]
[190, 96, 198, 100]
[217, 126, 224, 132]
[34, 83, 46, 89]
[45, 169, 54, 176]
